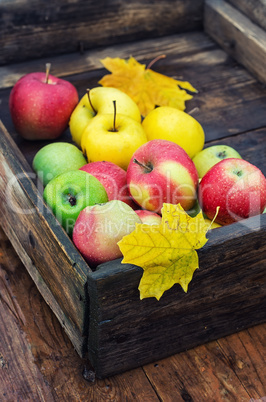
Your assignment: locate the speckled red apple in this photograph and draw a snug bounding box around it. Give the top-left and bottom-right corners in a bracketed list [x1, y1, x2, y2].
[72, 200, 141, 267]
[135, 209, 162, 225]
[198, 158, 266, 225]
[80, 161, 136, 208]
[9, 69, 79, 140]
[126, 139, 198, 213]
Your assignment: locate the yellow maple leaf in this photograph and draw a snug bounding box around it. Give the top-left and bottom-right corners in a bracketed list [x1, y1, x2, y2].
[99, 56, 197, 117]
[118, 203, 210, 301]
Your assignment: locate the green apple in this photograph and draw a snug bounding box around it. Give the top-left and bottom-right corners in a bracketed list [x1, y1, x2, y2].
[192, 145, 242, 178]
[33, 142, 87, 187]
[81, 113, 147, 170]
[72, 200, 141, 267]
[69, 86, 142, 147]
[43, 170, 108, 235]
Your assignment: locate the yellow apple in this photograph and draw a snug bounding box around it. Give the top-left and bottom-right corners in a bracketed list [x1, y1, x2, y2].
[142, 106, 205, 159]
[69, 86, 142, 147]
[81, 113, 147, 170]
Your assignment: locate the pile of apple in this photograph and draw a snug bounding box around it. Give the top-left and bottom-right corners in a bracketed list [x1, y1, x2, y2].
[9, 70, 266, 268]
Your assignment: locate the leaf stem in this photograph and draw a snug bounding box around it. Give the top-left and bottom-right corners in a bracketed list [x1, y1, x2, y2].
[147, 55, 166, 70]
[206, 206, 220, 233]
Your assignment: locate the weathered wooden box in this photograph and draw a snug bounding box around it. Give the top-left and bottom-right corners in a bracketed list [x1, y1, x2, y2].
[0, 0, 265, 378]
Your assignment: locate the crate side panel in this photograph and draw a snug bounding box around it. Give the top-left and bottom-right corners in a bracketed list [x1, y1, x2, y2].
[0, 219, 87, 355]
[0, 0, 203, 65]
[0, 121, 90, 356]
[226, 0, 266, 31]
[87, 215, 266, 378]
[204, 0, 266, 84]
[0, 31, 213, 89]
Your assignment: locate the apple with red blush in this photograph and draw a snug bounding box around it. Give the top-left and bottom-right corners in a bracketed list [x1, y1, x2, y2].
[80, 161, 137, 208]
[9, 64, 79, 140]
[72, 200, 141, 267]
[198, 158, 266, 225]
[126, 139, 198, 213]
[135, 209, 162, 225]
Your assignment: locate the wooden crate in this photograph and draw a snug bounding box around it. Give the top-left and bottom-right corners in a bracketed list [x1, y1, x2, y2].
[0, 0, 265, 378]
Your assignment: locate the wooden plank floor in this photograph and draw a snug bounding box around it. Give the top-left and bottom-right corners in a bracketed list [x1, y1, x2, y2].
[0, 29, 266, 400]
[0, 225, 265, 401]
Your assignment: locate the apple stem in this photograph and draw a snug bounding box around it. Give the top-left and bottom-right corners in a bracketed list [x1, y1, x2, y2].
[86, 89, 97, 115]
[133, 158, 153, 173]
[45, 63, 51, 84]
[147, 54, 166, 70]
[112, 100, 118, 132]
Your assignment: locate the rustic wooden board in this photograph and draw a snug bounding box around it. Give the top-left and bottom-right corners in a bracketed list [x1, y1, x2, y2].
[0, 15, 266, 379]
[0, 227, 160, 400]
[0, 120, 90, 357]
[86, 127, 266, 380]
[1, 226, 265, 399]
[0, 31, 214, 88]
[227, 0, 266, 31]
[1, 31, 266, 149]
[87, 210, 266, 378]
[204, 0, 266, 84]
[144, 324, 266, 400]
[0, 0, 203, 66]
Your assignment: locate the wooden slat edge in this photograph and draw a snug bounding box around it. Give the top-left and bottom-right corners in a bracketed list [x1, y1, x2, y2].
[204, 0, 266, 84]
[0, 220, 86, 355]
[226, 0, 266, 31]
[0, 0, 203, 66]
[0, 120, 90, 356]
[87, 214, 266, 377]
[0, 31, 214, 89]
[90, 211, 266, 282]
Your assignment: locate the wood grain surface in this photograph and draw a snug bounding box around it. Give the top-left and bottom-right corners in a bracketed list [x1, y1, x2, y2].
[1, 0, 266, 386]
[0, 121, 90, 357]
[1, 25, 266, 379]
[0, 0, 203, 66]
[205, 0, 266, 84]
[1, 31, 266, 143]
[87, 205, 266, 377]
[227, 0, 266, 31]
[1, 226, 265, 400]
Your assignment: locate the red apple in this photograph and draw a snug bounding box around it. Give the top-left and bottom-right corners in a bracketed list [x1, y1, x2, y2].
[72, 200, 141, 267]
[198, 158, 266, 225]
[126, 139, 198, 213]
[135, 209, 162, 225]
[9, 68, 79, 140]
[79, 161, 137, 208]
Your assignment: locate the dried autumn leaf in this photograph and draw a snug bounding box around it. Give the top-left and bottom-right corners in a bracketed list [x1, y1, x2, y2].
[118, 203, 209, 300]
[99, 56, 197, 117]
